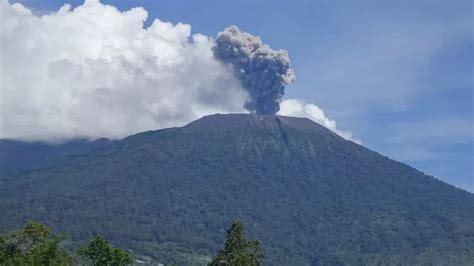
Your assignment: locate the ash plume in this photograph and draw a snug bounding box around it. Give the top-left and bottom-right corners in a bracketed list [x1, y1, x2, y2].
[1, 1, 353, 142]
[213, 26, 295, 115]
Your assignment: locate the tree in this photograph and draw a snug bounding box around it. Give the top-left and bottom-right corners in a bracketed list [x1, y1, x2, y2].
[0, 221, 72, 265]
[78, 236, 132, 266]
[210, 220, 264, 266]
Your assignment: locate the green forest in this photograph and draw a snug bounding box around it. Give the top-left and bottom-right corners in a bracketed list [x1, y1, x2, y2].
[0, 220, 262, 266]
[1, 115, 473, 265]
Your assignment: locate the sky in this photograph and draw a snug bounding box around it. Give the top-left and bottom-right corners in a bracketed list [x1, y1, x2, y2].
[1, 0, 473, 192]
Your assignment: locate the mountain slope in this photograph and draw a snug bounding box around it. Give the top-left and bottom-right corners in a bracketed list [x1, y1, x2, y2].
[1, 114, 473, 265]
[0, 138, 112, 176]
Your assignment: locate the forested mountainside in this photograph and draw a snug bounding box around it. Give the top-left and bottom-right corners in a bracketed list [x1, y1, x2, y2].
[0, 138, 111, 176]
[1, 114, 473, 265]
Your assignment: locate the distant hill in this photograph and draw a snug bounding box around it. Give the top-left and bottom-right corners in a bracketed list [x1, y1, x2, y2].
[1, 114, 473, 265]
[0, 138, 111, 176]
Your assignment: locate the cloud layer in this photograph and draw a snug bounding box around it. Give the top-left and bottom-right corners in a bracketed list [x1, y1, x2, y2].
[0, 0, 354, 142]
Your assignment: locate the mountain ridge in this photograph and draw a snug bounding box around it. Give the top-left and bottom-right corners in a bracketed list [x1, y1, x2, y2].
[1, 113, 473, 265]
[183, 113, 336, 134]
[0, 138, 112, 177]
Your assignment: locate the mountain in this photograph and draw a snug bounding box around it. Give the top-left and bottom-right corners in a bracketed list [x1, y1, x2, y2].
[0, 138, 112, 176]
[1, 114, 473, 265]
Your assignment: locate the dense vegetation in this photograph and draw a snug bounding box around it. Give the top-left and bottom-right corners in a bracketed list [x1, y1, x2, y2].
[210, 220, 263, 266]
[1, 220, 254, 266]
[0, 221, 131, 265]
[1, 114, 473, 265]
[0, 221, 72, 265]
[78, 236, 132, 265]
[0, 138, 111, 176]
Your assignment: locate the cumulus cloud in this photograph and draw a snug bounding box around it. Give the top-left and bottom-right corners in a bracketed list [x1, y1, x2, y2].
[0, 0, 246, 141]
[0, 0, 355, 143]
[279, 99, 360, 144]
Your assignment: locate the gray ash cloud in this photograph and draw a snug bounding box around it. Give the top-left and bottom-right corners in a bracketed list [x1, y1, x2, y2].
[213, 26, 295, 115]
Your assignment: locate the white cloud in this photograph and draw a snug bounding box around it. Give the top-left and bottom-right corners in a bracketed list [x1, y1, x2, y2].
[279, 99, 360, 144]
[0, 0, 355, 142]
[0, 0, 247, 141]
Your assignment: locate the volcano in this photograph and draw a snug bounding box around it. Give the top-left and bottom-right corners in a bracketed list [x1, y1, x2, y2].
[1, 114, 473, 265]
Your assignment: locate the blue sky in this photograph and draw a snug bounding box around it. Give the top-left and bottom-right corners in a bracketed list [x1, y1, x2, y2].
[12, 0, 473, 192]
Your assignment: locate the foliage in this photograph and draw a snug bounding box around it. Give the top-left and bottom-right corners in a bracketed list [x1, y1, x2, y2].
[210, 220, 263, 266]
[0, 221, 72, 265]
[0, 138, 111, 177]
[78, 236, 132, 266]
[1, 114, 474, 264]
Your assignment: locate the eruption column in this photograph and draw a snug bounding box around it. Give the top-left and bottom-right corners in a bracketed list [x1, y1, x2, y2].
[213, 26, 295, 115]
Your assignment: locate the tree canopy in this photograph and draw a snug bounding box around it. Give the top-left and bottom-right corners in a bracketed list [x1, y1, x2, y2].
[0, 221, 72, 265]
[78, 236, 132, 266]
[210, 220, 263, 266]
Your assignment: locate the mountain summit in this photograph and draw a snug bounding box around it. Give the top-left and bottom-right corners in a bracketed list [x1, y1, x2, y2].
[184, 113, 332, 133]
[1, 114, 473, 265]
